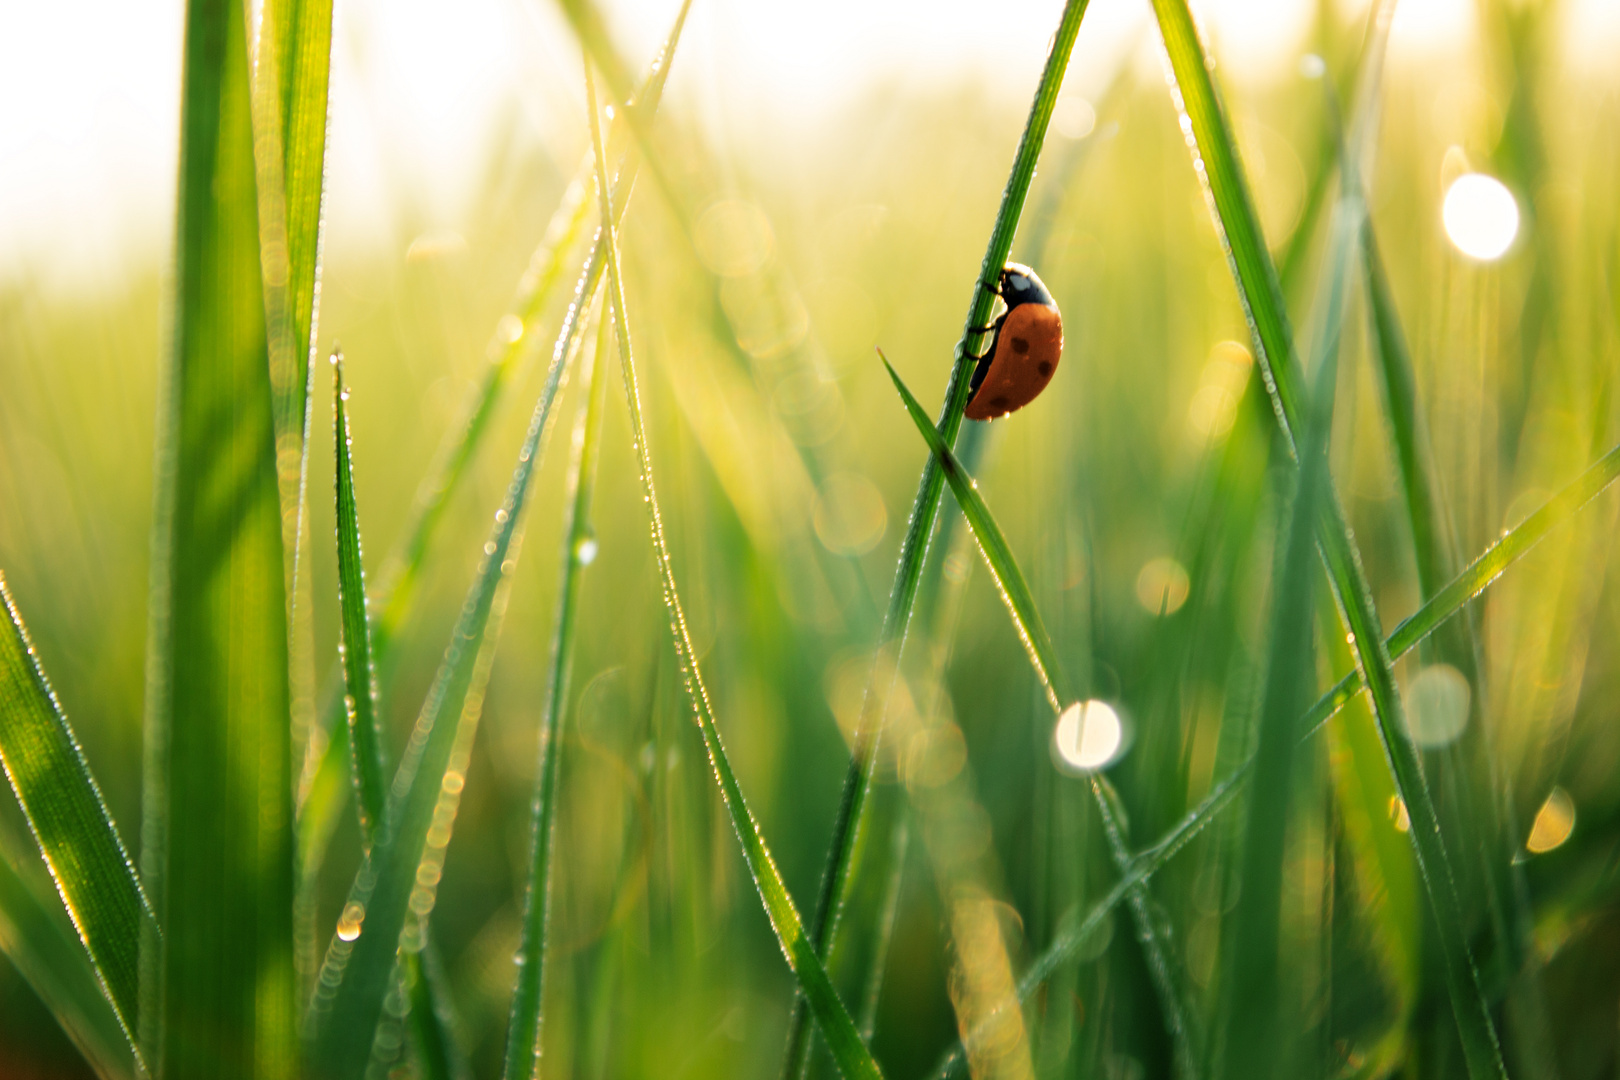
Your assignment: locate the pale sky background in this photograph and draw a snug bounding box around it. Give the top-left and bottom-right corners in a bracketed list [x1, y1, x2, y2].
[1, 0, 1616, 290]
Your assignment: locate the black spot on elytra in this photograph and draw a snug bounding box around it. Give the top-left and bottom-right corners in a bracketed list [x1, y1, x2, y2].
[1011, 337, 1030, 354]
[1038, 361, 1052, 377]
[989, 396, 1011, 411]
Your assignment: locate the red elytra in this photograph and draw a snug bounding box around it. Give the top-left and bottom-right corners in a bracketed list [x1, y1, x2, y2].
[964, 263, 1063, 421]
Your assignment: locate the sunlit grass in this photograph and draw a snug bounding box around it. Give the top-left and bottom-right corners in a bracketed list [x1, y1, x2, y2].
[2, 1, 1620, 1079]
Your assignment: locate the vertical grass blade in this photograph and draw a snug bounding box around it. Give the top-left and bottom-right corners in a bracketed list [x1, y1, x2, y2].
[331, 352, 388, 844]
[329, 352, 466, 1080]
[294, 0, 691, 875]
[927, 433, 1620, 1078]
[1149, 3, 1507, 1075]
[143, 0, 297, 1075]
[303, 11, 692, 1066]
[585, 64, 882, 1080]
[502, 300, 610, 1080]
[787, 1, 1092, 1069]
[881, 354, 1203, 1078]
[0, 575, 154, 1069]
[1217, 241, 1346, 1079]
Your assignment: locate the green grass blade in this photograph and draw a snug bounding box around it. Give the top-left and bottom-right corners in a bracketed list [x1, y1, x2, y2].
[879, 354, 1068, 705]
[303, 13, 693, 1072]
[304, 274, 562, 1080]
[0, 575, 153, 1068]
[331, 353, 467, 1080]
[294, 0, 691, 873]
[0, 843, 135, 1080]
[502, 303, 611, 1080]
[1218, 261, 1343, 1080]
[1150, 4, 1506, 1075]
[330, 352, 388, 844]
[926, 436, 1620, 1078]
[143, 0, 297, 1073]
[786, 2, 1092, 1069]
[261, 0, 334, 435]
[586, 64, 882, 1080]
[882, 354, 1203, 1077]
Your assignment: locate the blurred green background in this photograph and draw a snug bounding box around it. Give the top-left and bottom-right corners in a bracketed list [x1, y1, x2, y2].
[3, 0, 1620, 1076]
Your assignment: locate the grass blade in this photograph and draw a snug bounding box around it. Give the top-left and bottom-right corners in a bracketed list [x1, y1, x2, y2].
[502, 303, 611, 1080]
[0, 842, 135, 1080]
[586, 64, 882, 1080]
[260, 0, 334, 437]
[882, 354, 1203, 1077]
[143, 0, 298, 1073]
[303, 11, 692, 1072]
[331, 352, 467, 1079]
[331, 352, 388, 845]
[1149, 3, 1506, 1075]
[294, 0, 691, 874]
[0, 575, 153, 1069]
[786, 1, 1093, 1069]
[927, 435, 1620, 1077]
[1217, 234, 1345, 1080]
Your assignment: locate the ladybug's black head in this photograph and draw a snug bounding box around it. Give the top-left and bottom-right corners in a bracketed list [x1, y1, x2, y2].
[998, 262, 1056, 311]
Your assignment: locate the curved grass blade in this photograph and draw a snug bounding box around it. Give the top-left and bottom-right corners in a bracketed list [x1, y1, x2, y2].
[303, 12, 693, 1073]
[881, 354, 1203, 1077]
[786, 1, 1093, 1069]
[143, 0, 298, 1072]
[0, 575, 153, 1070]
[502, 306, 611, 1080]
[585, 64, 882, 1080]
[1149, 3, 1506, 1075]
[294, 0, 692, 874]
[926, 437, 1620, 1078]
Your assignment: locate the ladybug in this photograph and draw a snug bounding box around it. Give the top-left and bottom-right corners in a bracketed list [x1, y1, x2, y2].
[964, 262, 1063, 421]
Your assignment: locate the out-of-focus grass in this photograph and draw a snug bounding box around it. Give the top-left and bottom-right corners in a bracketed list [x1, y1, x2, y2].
[3, 3, 1620, 1078]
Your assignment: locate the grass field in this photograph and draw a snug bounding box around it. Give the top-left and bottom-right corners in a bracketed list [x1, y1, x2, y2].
[2, 1, 1620, 1078]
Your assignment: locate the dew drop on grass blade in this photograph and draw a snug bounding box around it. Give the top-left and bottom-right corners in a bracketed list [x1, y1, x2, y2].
[329, 353, 466, 1079]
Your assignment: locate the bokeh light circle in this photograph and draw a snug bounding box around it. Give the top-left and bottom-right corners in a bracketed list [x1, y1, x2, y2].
[1442, 173, 1519, 260]
[1053, 700, 1126, 774]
